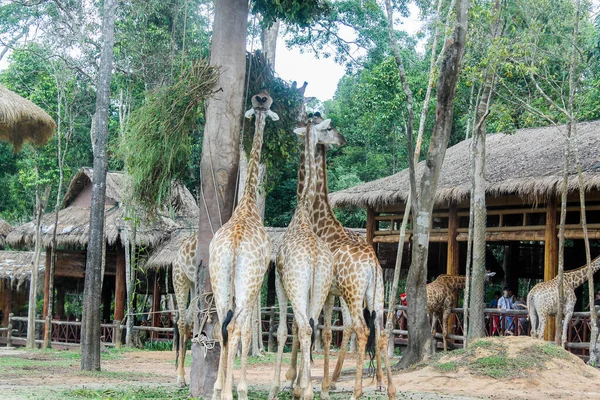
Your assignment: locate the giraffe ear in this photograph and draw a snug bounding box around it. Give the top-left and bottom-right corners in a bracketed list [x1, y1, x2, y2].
[244, 108, 255, 119]
[294, 127, 306, 136]
[316, 118, 332, 130]
[267, 109, 280, 121]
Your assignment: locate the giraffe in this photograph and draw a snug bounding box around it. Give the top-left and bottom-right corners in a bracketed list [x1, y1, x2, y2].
[426, 272, 495, 351]
[208, 91, 278, 400]
[528, 255, 600, 347]
[286, 115, 396, 400]
[172, 233, 199, 386]
[269, 117, 345, 400]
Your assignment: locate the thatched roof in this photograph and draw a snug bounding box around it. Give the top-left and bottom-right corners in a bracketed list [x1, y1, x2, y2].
[0, 218, 12, 247]
[0, 251, 45, 285]
[0, 84, 56, 152]
[330, 120, 600, 209]
[142, 227, 366, 270]
[7, 167, 198, 249]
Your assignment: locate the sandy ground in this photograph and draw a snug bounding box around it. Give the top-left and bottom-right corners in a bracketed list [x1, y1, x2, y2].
[1, 337, 599, 399]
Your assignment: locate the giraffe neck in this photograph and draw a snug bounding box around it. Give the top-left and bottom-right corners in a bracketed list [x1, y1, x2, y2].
[564, 255, 600, 289]
[298, 123, 316, 209]
[312, 144, 347, 244]
[447, 275, 466, 291]
[242, 110, 267, 204]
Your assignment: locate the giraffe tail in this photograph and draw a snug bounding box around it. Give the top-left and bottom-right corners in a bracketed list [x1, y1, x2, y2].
[309, 317, 315, 362]
[364, 308, 377, 375]
[222, 309, 234, 346]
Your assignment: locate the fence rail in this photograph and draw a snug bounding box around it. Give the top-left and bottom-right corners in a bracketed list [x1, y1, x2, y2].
[3, 307, 599, 359]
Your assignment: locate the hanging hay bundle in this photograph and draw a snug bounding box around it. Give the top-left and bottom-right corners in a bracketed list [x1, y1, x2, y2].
[0, 84, 56, 152]
[121, 59, 219, 211]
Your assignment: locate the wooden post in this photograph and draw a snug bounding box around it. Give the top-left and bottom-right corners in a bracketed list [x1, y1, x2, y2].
[544, 197, 558, 340]
[7, 313, 13, 348]
[151, 271, 161, 340]
[446, 203, 460, 276]
[42, 250, 51, 320]
[114, 248, 126, 321]
[366, 207, 376, 250]
[2, 282, 12, 326]
[446, 203, 460, 340]
[42, 250, 52, 348]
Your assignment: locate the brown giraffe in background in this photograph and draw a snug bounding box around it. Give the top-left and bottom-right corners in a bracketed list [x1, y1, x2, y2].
[291, 115, 396, 400]
[269, 118, 345, 400]
[426, 272, 495, 351]
[209, 92, 279, 400]
[528, 255, 600, 347]
[172, 233, 199, 386]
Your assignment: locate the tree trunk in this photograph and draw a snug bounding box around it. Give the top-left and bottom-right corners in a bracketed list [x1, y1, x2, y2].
[397, 0, 469, 368]
[261, 19, 280, 67]
[80, 0, 116, 372]
[555, 132, 570, 345]
[190, 0, 249, 397]
[26, 178, 50, 349]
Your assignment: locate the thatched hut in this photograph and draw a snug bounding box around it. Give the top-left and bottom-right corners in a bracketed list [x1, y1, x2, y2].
[7, 167, 198, 326]
[0, 84, 56, 152]
[0, 218, 12, 248]
[0, 251, 45, 325]
[330, 120, 600, 310]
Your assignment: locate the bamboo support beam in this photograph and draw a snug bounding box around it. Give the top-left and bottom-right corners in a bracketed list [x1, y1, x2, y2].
[544, 197, 558, 340]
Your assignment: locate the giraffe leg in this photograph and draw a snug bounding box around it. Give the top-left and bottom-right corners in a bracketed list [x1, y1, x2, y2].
[223, 317, 242, 400]
[529, 301, 538, 338]
[176, 318, 188, 387]
[286, 321, 300, 388]
[270, 276, 289, 400]
[321, 294, 334, 400]
[379, 327, 397, 400]
[562, 308, 574, 349]
[442, 307, 452, 352]
[293, 317, 313, 400]
[212, 325, 227, 400]
[331, 297, 352, 388]
[237, 313, 252, 400]
[537, 315, 547, 341]
[348, 301, 368, 400]
[365, 285, 383, 392]
[374, 313, 384, 392]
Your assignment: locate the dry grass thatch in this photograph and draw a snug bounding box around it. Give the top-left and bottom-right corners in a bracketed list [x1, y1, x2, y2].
[7, 167, 198, 249]
[0, 250, 45, 285]
[0, 218, 12, 247]
[0, 84, 56, 152]
[330, 120, 600, 209]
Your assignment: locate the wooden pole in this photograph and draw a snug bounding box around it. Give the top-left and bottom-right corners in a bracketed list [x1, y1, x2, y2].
[42, 250, 51, 321]
[446, 203, 460, 276]
[366, 207, 376, 249]
[114, 247, 126, 321]
[544, 197, 558, 340]
[151, 271, 161, 341]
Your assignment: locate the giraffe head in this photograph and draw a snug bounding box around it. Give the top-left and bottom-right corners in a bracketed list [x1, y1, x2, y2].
[295, 114, 346, 147]
[244, 90, 279, 121]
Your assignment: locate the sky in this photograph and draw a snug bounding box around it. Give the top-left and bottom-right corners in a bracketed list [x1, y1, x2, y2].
[273, 3, 424, 102]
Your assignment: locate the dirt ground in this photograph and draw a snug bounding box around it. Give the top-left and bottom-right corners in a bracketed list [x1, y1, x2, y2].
[1, 336, 599, 399]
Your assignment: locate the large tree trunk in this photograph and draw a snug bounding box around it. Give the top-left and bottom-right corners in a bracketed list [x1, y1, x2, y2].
[190, 0, 249, 397]
[261, 19, 280, 67]
[397, 0, 469, 368]
[80, 0, 116, 372]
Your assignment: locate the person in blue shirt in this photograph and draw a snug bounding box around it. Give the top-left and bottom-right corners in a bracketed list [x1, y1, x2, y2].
[498, 287, 514, 335]
[490, 291, 501, 308]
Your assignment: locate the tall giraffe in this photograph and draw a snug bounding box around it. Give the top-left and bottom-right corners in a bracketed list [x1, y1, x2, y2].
[208, 91, 279, 400]
[291, 116, 396, 400]
[172, 233, 199, 386]
[528, 255, 600, 347]
[426, 272, 495, 351]
[269, 118, 345, 400]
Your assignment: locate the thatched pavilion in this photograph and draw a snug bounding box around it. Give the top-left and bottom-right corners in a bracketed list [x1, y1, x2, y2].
[0, 251, 45, 326]
[7, 167, 198, 329]
[0, 84, 56, 151]
[330, 120, 600, 313]
[0, 218, 12, 248]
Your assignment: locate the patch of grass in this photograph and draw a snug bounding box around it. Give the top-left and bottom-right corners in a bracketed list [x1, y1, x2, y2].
[469, 339, 494, 349]
[434, 361, 458, 373]
[537, 343, 570, 359]
[77, 370, 159, 381]
[0, 355, 76, 371]
[65, 386, 190, 399]
[471, 354, 531, 379]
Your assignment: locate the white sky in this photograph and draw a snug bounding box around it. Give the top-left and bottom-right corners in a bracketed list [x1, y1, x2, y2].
[273, 3, 424, 101]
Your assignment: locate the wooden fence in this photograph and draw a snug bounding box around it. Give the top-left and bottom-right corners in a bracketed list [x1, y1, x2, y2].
[2, 308, 598, 359]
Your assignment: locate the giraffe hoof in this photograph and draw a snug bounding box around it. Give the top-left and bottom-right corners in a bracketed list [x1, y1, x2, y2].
[376, 385, 386, 392]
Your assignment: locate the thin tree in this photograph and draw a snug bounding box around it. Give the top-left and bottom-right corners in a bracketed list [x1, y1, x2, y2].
[386, 0, 470, 367]
[467, 0, 503, 340]
[190, 0, 249, 396]
[80, 0, 117, 371]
